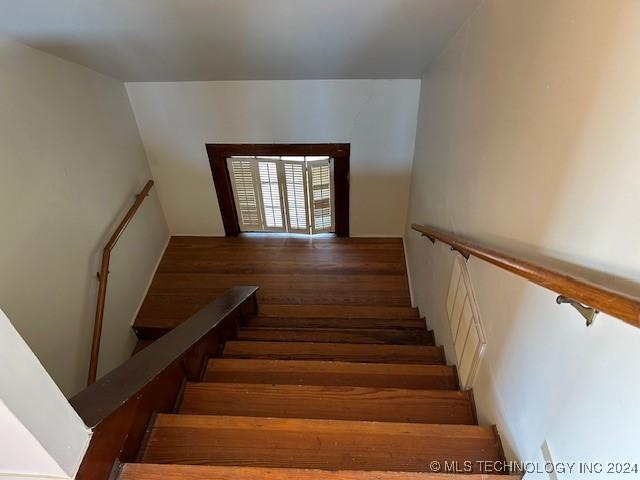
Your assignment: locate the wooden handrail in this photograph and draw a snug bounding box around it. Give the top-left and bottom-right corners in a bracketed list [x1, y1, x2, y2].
[87, 180, 155, 385]
[411, 223, 640, 328]
[72, 286, 259, 480]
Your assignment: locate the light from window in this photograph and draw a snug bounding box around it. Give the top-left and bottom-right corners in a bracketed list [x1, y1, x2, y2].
[283, 162, 308, 231]
[257, 161, 283, 228]
[227, 156, 333, 234]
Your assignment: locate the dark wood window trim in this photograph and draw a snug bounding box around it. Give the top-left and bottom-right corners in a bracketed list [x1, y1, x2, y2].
[206, 143, 350, 237]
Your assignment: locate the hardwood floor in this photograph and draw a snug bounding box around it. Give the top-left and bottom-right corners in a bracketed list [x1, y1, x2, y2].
[179, 383, 476, 424]
[121, 235, 511, 479]
[140, 415, 503, 472]
[134, 236, 413, 334]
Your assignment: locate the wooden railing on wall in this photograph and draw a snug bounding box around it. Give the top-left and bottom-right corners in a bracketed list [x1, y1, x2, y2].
[412, 223, 640, 329]
[72, 286, 259, 480]
[87, 180, 154, 385]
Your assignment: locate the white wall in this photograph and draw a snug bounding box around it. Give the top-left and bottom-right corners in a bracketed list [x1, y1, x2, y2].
[0, 308, 90, 479]
[405, 0, 640, 476]
[0, 35, 170, 396]
[126, 80, 420, 236]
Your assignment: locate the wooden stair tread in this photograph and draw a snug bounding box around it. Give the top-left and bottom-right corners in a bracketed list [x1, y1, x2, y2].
[134, 306, 425, 332]
[236, 327, 434, 345]
[223, 341, 445, 364]
[140, 414, 504, 472]
[205, 359, 459, 390]
[126, 237, 506, 478]
[258, 305, 419, 319]
[180, 383, 474, 424]
[145, 273, 410, 294]
[248, 317, 425, 330]
[120, 464, 519, 479]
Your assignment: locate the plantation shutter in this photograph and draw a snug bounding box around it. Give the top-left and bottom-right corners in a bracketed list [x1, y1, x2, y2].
[227, 158, 261, 231]
[307, 158, 334, 233]
[257, 160, 286, 231]
[282, 161, 310, 233]
[227, 156, 335, 234]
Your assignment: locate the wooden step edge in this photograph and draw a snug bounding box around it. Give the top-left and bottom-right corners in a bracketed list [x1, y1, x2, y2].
[222, 341, 446, 365]
[246, 322, 427, 331]
[206, 358, 457, 375]
[184, 381, 469, 395]
[152, 413, 497, 435]
[252, 316, 424, 323]
[235, 327, 435, 345]
[257, 307, 421, 319]
[223, 340, 444, 350]
[238, 326, 430, 333]
[178, 383, 475, 425]
[120, 463, 521, 479]
[204, 358, 460, 390]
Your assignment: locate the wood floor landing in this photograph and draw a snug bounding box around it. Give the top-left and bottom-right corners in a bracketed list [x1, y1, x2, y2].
[134, 236, 413, 335]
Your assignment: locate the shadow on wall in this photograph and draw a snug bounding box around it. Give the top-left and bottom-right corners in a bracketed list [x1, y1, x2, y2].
[349, 174, 412, 237]
[405, 0, 640, 468]
[479, 0, 639, 464]
[126, 79, 420, 237]
[75, 181, 147, 389]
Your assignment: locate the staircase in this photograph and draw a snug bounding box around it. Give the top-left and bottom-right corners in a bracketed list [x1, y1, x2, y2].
[118, 238, 514, 479]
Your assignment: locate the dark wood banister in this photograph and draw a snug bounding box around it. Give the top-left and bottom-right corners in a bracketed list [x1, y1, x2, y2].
[72, 286, 259, 480]
[87, 180, 155, 385]
[412, 223, 640, 328]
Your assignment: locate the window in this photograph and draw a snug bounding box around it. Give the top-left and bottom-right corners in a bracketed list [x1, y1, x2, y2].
[207, 143, 349, 237]
[257, 160, 284, 230]
[227, 156, 334, 234]
[283, 161, 309, 232]
[226, 158, 260, 230]
[308, 159, 333, 233]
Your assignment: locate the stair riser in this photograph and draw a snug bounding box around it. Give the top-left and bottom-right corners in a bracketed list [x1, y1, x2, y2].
[247, 318, 425, 329]
[223, 341, 445, 365]
[236, 328, 434, 345]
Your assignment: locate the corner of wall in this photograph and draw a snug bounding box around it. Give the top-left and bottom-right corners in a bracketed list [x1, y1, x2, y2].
[401, 235, 416, 308]
[128, 234, 171, 328]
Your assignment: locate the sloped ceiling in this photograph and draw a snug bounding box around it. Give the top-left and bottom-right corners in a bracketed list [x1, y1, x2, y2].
[0, 0, 478, 81]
